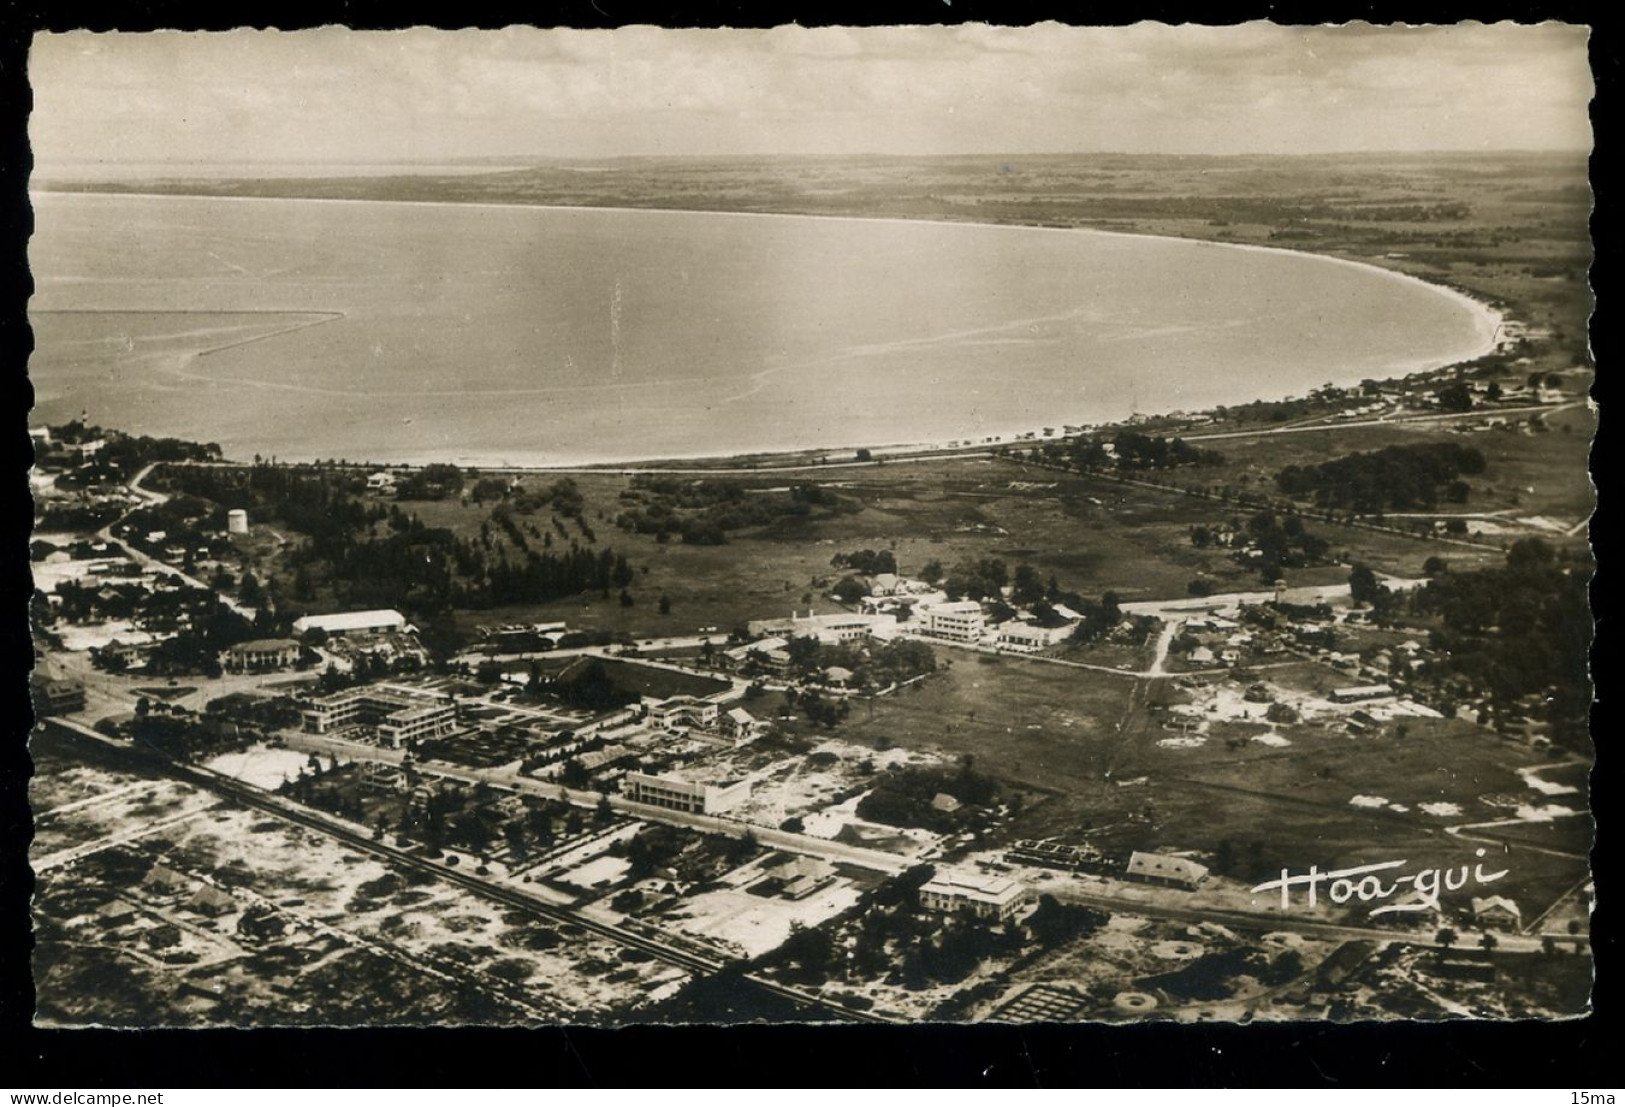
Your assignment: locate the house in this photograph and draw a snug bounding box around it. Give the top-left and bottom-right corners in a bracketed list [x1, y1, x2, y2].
[761, 855, 838, 900]
[32, 678, 86, 717]
[919, 601, 986, 643]
[919, 869, 1029, 921]
[1124, 851, 1209, 891]
[292, 609, 412, 638]
[719, 707, 761, 743]
[142, 864, 192, 897]
[725, 637, 788, 668]
[1472, 895, 1523, 931]
[100, 638, 152, 671]
[576, 744, 633, 773]
[96, 900, 137, 927]
[869, 573, 902, 597]
[622, 770, 751, 815]
[823, 666, 855, 689]
[358, 761, 405, 794]
[648, 695, 719, 731]
[930, 792, 963, 814]
[186, 885, 239, 918]
[366, 472, 398, 493]
[218, 637, 302, 674]
[1375, 890, 1441, 927]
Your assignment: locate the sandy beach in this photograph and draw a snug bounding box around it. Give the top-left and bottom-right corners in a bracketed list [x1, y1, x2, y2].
[29, 189, 1505, 470]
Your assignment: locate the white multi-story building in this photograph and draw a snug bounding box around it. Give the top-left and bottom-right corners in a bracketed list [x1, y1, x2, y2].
[300, 683, 458, 747]
[647, 695, 720, 731]
[919, 870, 1029, 921]
[919, 601, 986, 642]
[622, 770, 751, 814]
[719, 707, 761, 743]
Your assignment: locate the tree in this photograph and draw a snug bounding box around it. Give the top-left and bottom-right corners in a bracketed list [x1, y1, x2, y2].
[595, 793, 614, 825]
[1011, 564, 1046, 606]
[1349, 563, 1384, 607]
[1435, 927, 1459, 951]
[1478, 932, 1499, 953]
[727, 829, 759, 866]
[658, 594, 672, 615]
[781, 920, 835, 981]
[1436, 381, 1474, 412]
[504, 820, 528, 859]
[832, 577, 868, 604]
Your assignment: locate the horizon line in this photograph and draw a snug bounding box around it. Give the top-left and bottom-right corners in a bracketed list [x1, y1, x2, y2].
[29, 146, 1595, 170]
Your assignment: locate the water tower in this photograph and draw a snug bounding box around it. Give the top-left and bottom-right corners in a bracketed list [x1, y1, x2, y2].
[227, 509, 250, 535]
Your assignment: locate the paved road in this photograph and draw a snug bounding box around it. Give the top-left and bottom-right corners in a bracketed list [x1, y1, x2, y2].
[1181, 401, 1583, 444]
[97, 462, 258, 620]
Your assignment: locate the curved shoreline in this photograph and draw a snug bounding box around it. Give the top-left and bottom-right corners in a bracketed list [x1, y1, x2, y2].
[30, 188, 1507, 469]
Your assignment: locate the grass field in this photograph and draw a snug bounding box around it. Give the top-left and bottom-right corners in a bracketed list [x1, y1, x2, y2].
[821, 647, 1589, 921]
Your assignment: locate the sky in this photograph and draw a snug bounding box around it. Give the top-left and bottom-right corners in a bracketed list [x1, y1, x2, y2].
[29, 22, 1594, 165]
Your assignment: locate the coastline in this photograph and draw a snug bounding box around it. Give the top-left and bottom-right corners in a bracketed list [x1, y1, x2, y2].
[29, 188, 1508, 471]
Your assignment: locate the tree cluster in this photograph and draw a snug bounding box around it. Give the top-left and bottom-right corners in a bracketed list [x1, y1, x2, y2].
[615, 477, 855, 544]
[1276, 442, 1486, 514]
[854, 758, 998, 832]
[1410, 539, 1591, 743]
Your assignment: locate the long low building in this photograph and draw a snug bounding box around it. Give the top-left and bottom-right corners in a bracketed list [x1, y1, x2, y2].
[920, 869, 1029, 921]
[218, 638, 302, 674]
[1329, 684, 1397, 703]
[292, 608, 412, 638]
[622, 770, 751, 815]
[300, 682, 458, 747]
[996, 620, 1075, 653]
[748, 611, 899, 646]
[1124, 851, 1209, 891]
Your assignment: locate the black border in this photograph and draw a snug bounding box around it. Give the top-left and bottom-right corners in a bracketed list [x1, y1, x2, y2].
[3, 0, 1611, 1088]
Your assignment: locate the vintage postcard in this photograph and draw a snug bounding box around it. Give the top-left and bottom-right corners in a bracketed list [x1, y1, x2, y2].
[26, 23, 1594, 1026]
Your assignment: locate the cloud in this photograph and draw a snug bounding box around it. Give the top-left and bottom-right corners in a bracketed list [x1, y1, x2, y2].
[28, 23, 1593, 163]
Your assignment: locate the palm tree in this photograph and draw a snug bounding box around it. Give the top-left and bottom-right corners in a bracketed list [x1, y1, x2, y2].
[1435, 926, 1459, 951]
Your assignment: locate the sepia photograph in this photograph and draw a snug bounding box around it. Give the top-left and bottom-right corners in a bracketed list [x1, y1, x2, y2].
[24, 21, 1595, 1030]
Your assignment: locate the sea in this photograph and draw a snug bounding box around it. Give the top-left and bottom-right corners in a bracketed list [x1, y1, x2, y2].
[26, 190, 1499, 467]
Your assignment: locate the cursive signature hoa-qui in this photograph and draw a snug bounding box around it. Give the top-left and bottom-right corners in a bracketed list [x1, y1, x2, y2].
[1250, 848, 1508, 918]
